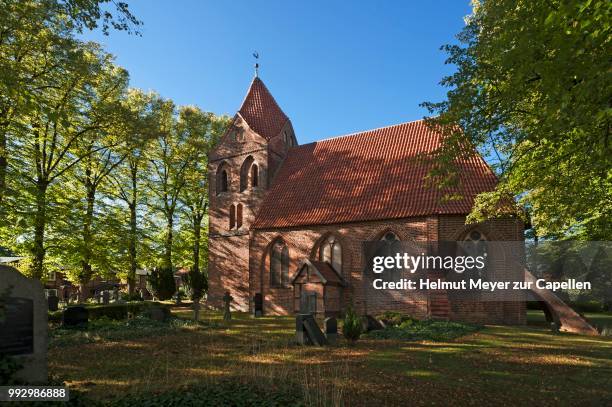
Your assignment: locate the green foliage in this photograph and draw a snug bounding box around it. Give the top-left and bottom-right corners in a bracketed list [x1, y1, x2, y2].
[49, 314, 208, 347]
[342, 306, 363, 343]
[422, 0, 612, 239]
[147, 267, 176, 300]
[185, 267, 207, 301]
[367, 318, 480, 341]
[0, 353, 22, 385]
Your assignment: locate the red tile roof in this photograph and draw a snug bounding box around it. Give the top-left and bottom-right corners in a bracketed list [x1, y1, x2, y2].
[252, 120, 498, 229]
[238, 77, 289, 140]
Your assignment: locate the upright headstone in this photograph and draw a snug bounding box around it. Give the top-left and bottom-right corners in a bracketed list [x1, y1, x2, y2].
[295, 314, 311, 345]
[253, 293, 263, 317]
[0, 265, 48, 384]
[324, 317, 338, 345]
[296, 313, 327, 346]
[47, 294, 59, 312]
[223, 291, 233, 321]
[303, 315, 328, 346]
[102, 290, 110, 305]
[62, 306, 88, 327]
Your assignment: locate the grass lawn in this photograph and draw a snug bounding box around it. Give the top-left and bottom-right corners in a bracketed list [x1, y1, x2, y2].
[48, 309, 612, 406]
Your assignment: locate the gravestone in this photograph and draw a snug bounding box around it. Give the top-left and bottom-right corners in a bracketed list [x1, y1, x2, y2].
[47, 294, 59, 312]
[362, 315, 384, 332]
[146, 305, 170, 322]
[62, 306, 88, 327]
[102, 291, 110, 305]
[324, 317, 338, 345]
[295, 314, 311, 345]
[253, 293, 263, 317]
[0, 265, 48, 384]
[295, 313, 327, 346]
[223, 291, 233, 321]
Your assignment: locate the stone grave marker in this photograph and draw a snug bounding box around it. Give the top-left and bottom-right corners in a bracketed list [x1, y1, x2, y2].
[223, 291, 233, 321]
[253, 293, 263, 317]
[62, 305, 89, 327]
[296, 313, 327, 346]
[47, 294, 59, 312]
[0, 265, 48, 384]
[102, 290, 110, 305]
[324, 317, 338, 345]
[146, 305, 170, 321]
[295, 314, 311, 345]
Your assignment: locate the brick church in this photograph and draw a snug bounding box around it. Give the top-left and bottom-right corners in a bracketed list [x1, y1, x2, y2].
[207, 76, 525, 325]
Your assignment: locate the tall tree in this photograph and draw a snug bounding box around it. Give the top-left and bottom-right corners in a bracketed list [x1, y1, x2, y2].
[0, 0, 140, 206]
[109, 89, 159, 293]
[146, 99, 193, 269]
[7, 40, 129, 279]
[177, 107, 228, 278]
[422, 0, 611, 239]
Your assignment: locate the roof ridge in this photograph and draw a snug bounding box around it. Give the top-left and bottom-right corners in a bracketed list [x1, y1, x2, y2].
[310, 118, 428, 144]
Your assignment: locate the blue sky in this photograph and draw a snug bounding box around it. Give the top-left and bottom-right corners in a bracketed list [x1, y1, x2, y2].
[82, 1, 472, 145]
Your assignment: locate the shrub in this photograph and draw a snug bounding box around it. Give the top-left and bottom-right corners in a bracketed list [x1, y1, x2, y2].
[0, 353, 22, 385]
[377, 311, 412, 327]
[367, 319, 480, 342]
[148, 266, 176, 300]
[342, 306, 362, 343]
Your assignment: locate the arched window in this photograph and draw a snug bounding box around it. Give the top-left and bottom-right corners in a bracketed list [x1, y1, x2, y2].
[229, 204, 236, 229]
[240, 156, 255, 192]
[270, 240, 289, 287]
[320, 235, 342, 273]
[236, 204, 243, 229]
[251, 164, 259, 187]
[463, 230, 488, 278]
[216, 164, 230, 194]
[379, 231, 401, 275]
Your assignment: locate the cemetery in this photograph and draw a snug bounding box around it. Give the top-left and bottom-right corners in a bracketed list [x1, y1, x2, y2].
[1, 1, 611, 405]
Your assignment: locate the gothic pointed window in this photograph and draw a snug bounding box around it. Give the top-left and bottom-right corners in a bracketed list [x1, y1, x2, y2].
[270, 240, 289, 287]
[463, 230, 488, 279]
[240, 156, 255, 192]
[320, 235, 342, 273]
[216, 163, 230, 195]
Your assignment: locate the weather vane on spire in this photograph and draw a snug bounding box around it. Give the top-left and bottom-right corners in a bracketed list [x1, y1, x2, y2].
[253, 51, 259, 77]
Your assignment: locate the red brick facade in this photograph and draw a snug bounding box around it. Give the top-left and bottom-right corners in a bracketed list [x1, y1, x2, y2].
[207, 77, 526, 325]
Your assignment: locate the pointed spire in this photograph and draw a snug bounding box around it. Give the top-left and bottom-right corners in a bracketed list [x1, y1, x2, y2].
[238, 77, 289, 140]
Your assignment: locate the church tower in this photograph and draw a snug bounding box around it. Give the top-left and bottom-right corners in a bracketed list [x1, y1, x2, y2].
[207, 77, 297, 310]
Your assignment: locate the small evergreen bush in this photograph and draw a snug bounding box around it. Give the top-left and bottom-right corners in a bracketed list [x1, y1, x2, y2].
[148, 266, 176, 300]
[342, 306, 362, 343]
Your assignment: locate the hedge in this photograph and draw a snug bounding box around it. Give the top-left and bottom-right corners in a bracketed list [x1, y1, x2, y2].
[48, 302, 169, 322]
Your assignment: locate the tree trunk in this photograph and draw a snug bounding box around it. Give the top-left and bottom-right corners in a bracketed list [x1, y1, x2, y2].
[164, 210, 173, 268]
[192, 215, 202, 275]
[30, 180, 48, 279]
[127, 202, 137, 294]
[0, 129, 7, 205]
[127, 164, 138, 295]
[193, 296, 201, 321]
[79, 176, 96, 300]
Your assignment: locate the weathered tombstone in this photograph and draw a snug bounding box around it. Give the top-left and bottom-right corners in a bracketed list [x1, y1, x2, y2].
[223, 291, 233, 321]
[102, 290, 110, 305]
[62, 306, 89, 327]
[295, 314, 311, 345]
[253, 293, 263, 317]
[303, 314, 327, 346]
[324, 317, 338, 345]
[47, 294, 59, 312]
[362, 315, 384, 332]
[146, 305, 170, 322]
[0, 265, 48, 384]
